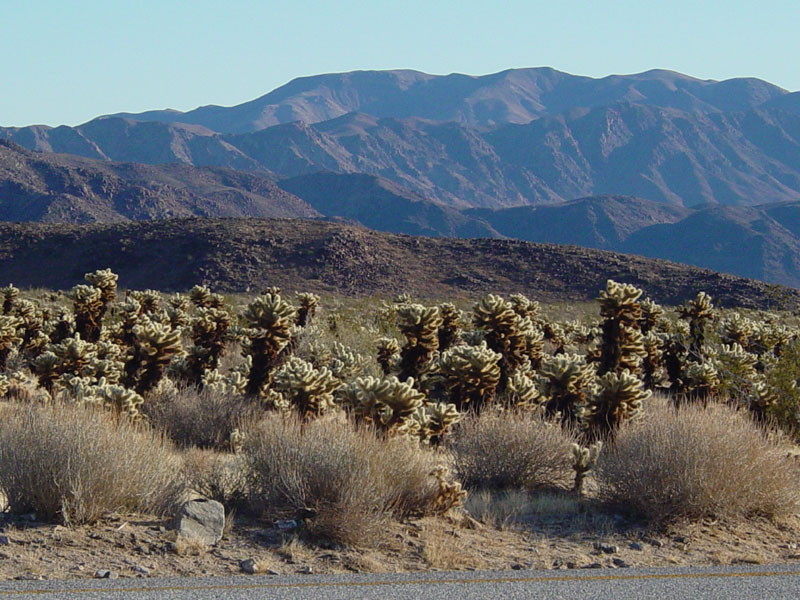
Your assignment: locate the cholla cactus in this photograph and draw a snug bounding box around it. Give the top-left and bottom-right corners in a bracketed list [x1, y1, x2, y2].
[295, 292, 320, 327]
[418, 402, 462, 444]
[32, 351, 60, 395]
[242, 292, 297, 396]
[756, 322, 794, 357]
[95, 384, 145, 419]
[429, 466, 467, 515]
[542, 321, 567, 354]
[749, 379, 778, 422]
[376, 337, 400, 375]
[124, 320, 183, 394]
[509, 293, 540, 321]
[436, 342, 502, 411]
[720, 313, 755, 349]
[571, 441, 602, 497]
[71, 284, 104, 342]
[524, 326, 545, 368]
[474, 294, 530, 386]
[339, 375, 425, 435]
[0, 315, 22, 369]
[596, 280, 646, 376]
[504, 367, 542, 408]
[683, 360, 720, 400]
[84, 268, 118, 304]
[182, 306, 232, 385]
[129, 290, 162, 314]
[13, 299, 46, 355]
[1, 285, 19, 314]
[437, 303, 463, 352]
[327, 342, 367, 382]
[50, 335, 97, 377]
[642, 331, 668, 389]
[678, 292, 715, 357]
[272, 357, 340, 418]
[639, 298, 665, 334]
[539, 353, 596, 422]
[581, 370, 649, 439]
[396, 304, 442, 381]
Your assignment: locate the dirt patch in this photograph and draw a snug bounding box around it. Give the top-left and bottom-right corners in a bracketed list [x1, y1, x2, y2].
[2, 507, 800, 581]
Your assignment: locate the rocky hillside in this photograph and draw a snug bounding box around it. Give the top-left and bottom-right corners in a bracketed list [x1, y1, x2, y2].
[0, 140, 317, 222]
[0, 218, 794, 308]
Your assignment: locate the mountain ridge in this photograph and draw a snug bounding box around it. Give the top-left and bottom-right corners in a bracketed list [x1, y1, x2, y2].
[100, 67, 793, 133]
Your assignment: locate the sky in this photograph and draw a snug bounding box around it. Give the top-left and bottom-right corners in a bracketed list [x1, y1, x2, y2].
[3, 0, 799, 127]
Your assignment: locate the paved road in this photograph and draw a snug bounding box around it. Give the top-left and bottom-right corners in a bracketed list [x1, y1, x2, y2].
[1, 564, 799, 599]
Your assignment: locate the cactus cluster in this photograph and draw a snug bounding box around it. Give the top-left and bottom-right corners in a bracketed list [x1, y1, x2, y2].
[1, 268, 799, 522]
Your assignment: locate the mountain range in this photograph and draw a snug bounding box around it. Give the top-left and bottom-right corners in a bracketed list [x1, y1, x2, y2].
[1, 67, 800, 289]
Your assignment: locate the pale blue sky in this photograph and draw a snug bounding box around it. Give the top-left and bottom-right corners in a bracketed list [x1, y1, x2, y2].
[3, 0, 799, 127]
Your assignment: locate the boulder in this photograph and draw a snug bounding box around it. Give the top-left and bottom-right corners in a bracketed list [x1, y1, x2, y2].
[174, 498, 225, 546]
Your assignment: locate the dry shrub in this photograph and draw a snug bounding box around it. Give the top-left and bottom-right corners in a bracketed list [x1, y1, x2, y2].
[596, 398, 800, 523]
[0, 403, 184, 525]
[243, 413, 442, 546]
[145, 387, 260, 449]
[182, 448, 248, 510]
[448, 409, 576, 491]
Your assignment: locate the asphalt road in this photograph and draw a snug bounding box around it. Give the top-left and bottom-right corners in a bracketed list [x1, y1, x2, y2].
[1, 564, 798, 599]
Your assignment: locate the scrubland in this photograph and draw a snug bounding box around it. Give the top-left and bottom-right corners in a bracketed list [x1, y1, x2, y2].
[2, 273, 800, 579]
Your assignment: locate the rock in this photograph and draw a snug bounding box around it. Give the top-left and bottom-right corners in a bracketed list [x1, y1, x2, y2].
[94, 569, 118, 579]
[593, 543, 619, 554]
[0, 535, 9, 545]
[132, 565, 150, 575]
[582, 562, 603, 569]
[612, 558, 631, 568]
[239, 559, 258, 574]
[511, 563, 523, 570]
[175, 499, 225, 546]
[275, 520, 298, 531]
[629, 542, 644, 551]
[298, 566, 313, 574]
[645, 538, 664, 548]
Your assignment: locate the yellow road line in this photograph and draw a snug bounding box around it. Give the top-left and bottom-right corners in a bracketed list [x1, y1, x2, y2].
[2, 569, 800, 596]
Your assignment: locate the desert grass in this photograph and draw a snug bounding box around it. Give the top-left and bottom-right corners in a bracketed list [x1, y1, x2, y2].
[596, 398, 800, 524]
[0, 403, 184, 525]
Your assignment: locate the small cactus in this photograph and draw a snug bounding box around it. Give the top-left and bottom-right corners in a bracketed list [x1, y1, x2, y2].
[571, 441, 602, 496]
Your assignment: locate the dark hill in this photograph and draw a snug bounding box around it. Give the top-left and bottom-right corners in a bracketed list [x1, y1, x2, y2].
[0, 218, 793, 309]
